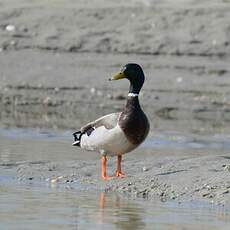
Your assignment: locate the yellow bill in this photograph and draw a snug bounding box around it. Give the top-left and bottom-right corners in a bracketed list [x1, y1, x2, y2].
[109, 71, 126, 81]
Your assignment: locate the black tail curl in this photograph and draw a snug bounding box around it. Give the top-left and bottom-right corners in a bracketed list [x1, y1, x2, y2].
[72, 131, 82, 146]
[72, 127, 95, 146]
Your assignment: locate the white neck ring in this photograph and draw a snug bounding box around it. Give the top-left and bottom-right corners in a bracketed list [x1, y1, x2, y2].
[128, 93, 139, 97]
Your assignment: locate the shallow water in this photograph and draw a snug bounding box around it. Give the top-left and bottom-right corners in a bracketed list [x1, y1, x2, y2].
[1, 181, 230, 230]
[145, 132, 230, 151]
[1, 128, 230, 230]
[2, 127, 230, 154]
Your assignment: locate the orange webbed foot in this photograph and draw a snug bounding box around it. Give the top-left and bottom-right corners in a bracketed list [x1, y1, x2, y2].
[115, 171, 126, 178]
[102, 175, 114, 180]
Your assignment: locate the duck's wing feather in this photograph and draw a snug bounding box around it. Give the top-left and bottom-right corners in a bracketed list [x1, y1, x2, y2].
[81, 112, 120, 132]
[72, 112, 120, 146]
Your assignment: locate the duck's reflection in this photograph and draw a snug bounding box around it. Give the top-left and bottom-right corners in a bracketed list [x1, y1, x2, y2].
[98, 192, 145, 230]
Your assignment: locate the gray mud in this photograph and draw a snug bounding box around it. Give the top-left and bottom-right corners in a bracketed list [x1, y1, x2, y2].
[1, 0, 230, 57]
[14, 153, 230, 205]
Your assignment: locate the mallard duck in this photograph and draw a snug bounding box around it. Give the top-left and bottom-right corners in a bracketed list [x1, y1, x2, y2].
[72, 63, 149, 180]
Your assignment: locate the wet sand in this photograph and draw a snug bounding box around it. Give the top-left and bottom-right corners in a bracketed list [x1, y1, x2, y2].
[1, 0, 230, 208]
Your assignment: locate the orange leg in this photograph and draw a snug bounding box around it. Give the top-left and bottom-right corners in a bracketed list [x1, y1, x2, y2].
[101, 156, 113, 180]
[115, 155, 125, 177]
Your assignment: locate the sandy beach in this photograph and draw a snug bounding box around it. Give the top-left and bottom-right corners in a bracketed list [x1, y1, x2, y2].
[1, 0, 230, 208]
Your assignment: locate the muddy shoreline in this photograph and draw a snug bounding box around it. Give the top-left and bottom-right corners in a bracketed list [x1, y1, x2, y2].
[13, 148, 230, 206]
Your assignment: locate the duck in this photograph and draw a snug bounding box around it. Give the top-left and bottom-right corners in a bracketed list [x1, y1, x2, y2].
[72, 63, 150, 180]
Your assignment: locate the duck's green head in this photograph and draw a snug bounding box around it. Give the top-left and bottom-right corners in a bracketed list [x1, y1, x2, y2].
[110, 63, 145, 94]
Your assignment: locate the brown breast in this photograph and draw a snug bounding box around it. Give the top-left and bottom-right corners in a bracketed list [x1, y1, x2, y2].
[118, 97, 150, 145]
